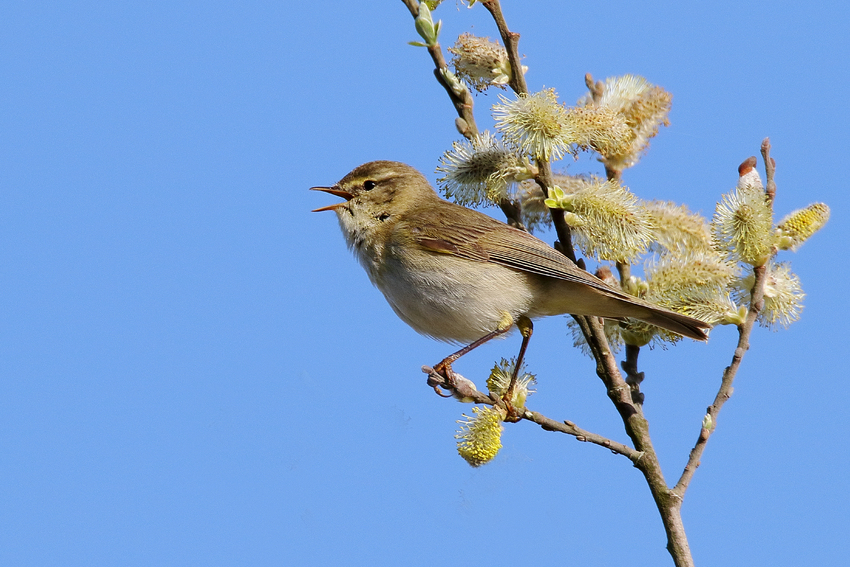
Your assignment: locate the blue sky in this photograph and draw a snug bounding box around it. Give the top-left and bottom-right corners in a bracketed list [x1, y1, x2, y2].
[1, 1, 847, 565]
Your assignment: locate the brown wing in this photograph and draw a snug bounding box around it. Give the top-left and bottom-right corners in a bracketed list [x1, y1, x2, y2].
[402, 200, 637, 301]
[399, 199, 710, 340]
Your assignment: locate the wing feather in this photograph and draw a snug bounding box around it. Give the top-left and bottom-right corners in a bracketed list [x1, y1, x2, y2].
[402, 202, 634, 300]
[396, 199, 710, 340]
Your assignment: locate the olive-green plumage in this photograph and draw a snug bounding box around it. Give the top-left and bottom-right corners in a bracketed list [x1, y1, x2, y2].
[313, 161, 710, 343]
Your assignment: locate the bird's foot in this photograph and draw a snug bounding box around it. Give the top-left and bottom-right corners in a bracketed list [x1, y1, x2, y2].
[425, 361, 456, 398]
[500, 396, 522, 422]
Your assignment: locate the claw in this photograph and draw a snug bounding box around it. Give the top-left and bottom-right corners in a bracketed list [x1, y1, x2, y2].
[424, 364, 457, 398]
[422, 321, 516, 400]
[500, 394, 522, 422]
[434, 386, 453, 398]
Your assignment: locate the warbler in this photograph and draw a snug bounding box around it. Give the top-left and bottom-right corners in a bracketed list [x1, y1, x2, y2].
[312, 161, 709, 382]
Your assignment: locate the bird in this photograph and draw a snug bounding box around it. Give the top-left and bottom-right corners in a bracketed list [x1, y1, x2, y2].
[312, 160, 710, 394]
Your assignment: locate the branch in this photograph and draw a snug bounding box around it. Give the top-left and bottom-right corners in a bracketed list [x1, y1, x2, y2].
[424, 366, 639, 460]
[672, 143, 776, 499]
[481, 4, 691, 562]
[401, 0, 529, 228]
[762, 137, 777, 203]
[420, 5, 697, 564]
[573, 312, 694, 565]
[524, 411, 641, 462]
[480, 0, 577, 262]
[482, 0, 527, 94]
[401, 0, 479, 140]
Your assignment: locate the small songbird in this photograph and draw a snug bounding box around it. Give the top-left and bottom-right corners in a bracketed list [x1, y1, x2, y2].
[312, 161, 709, 387]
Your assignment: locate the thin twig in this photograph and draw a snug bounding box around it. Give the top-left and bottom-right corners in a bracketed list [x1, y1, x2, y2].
[481, 0, 528, 94]
[672, 145, 776, 499]
[401, 0, 479, 140]
[537, 170, 578, 263]
[762, 138, 777, 203]
[621, 344, 645, 405]
[481, 0, 577, 262]
[672, 264, 767, 498]
[524, 411, 641, 462]
[400, 0, 525, 227]
[424, 366, 639, 460]
[615, 261, 631, 286]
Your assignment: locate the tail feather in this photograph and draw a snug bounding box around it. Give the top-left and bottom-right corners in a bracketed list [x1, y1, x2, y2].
[531, 278, 712, 341]
[635, 307, 711, 341]
[587, 279, 712, 341]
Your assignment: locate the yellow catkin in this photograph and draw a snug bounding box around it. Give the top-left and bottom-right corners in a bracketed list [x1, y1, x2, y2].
[456, 407, 504, 467]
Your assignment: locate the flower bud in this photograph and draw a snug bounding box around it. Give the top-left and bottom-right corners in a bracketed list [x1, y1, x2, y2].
[486, 358, 536, 410]
[713, 184, 774, 266]
[455, 406, 505, 467]
[776, 203, 830, 251]
[412, 1, 441, 47]
[448, 33, 525, 92]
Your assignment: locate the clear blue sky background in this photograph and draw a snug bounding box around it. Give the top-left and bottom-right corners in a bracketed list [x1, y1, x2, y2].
[1, 1, 847, 566]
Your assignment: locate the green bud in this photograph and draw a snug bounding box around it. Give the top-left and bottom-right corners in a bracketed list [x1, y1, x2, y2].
[439, 67, 467, 96]
[720, 305, 748, 326]
[414, 2, 440, 47]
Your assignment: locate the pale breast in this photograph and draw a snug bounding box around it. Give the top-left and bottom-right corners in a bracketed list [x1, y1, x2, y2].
[373, 248, 536, 343]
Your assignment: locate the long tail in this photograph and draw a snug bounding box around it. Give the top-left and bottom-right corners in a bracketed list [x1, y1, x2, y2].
[630, 305, 711, 341]
[536, 278, 712, 341]
[587, 279, 712, 341]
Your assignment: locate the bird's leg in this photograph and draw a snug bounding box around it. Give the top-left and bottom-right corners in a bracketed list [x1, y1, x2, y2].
[430, 313, 514, 397]
[503, 316, 533, 420]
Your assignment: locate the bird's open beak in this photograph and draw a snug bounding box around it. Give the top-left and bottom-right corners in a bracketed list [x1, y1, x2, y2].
[310, 186, 354, 212]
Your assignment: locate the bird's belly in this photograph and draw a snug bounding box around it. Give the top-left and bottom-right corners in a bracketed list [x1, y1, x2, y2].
[374, 254, 535, 344]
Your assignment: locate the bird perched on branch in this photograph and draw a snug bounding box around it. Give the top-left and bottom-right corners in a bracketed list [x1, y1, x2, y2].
[313, 161, 709, 393]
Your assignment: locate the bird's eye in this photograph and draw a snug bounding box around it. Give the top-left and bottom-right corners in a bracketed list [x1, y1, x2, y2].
[364, 180, 377, 191]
